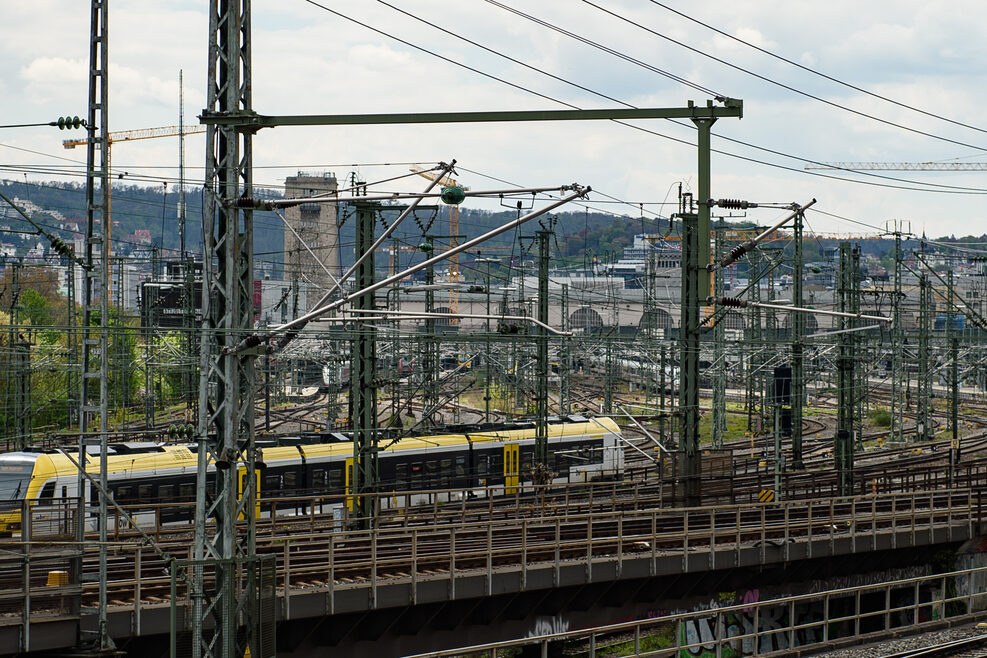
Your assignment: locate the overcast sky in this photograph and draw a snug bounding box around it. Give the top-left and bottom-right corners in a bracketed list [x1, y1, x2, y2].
[4, 1, 987, 239]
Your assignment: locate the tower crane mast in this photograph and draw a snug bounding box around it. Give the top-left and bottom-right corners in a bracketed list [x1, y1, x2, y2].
[61, 124, 207, 289]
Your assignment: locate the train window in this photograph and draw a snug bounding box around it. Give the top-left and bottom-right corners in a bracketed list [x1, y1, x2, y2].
[520, 450, 532, 475]
[179, 483, 195, 501]
[440, 458, 453, 487]
[39, 481, 55, 503]
[327, 470, 343, 492]
[117, 486, 133, 501]
[138, 484, 154, 501]
[411, 462, 423, 487]
[454, 456, 465, 477]
[477, 455, 487, 476]
[265, 475, 281, 491]
[395, 463, 408, 488]
[283, 471, 297, 492]
[160, 484, 175, 501]
[312, 469, 327, 488]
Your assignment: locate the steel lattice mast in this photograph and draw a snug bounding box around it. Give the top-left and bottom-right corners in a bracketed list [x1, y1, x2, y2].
[191, 0, 265, 656]
[80, 0, 113, 649]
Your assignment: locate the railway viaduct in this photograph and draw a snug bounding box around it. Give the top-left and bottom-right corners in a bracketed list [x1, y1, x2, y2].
[6, 482, 986, 656]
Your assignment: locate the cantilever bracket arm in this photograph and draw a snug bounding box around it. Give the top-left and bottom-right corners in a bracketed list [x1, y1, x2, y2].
[199, 100, 743, 129]
[228, 185, 591, 355]
[707, 198, 816, 272]
[711, 296, 891, 323]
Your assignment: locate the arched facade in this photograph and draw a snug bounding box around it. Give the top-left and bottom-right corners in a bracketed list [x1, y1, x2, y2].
[638, 308, 676, 333]
[570, 307, 604, 331]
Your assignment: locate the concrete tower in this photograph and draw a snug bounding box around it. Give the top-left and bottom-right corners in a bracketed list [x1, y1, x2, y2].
[284, 171, 339, 310]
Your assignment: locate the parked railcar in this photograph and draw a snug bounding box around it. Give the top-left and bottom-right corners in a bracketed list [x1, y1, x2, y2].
[0, 417, 623, 535]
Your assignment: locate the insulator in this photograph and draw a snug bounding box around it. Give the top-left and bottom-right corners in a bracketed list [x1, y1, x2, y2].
[55, 116, 83, 130]
[233, 197, 260, 208]
[718, 296, 746, 308]
[716, 198, 755, 209]
[50, 236, 74, 258]
[726, 244, 749, 262]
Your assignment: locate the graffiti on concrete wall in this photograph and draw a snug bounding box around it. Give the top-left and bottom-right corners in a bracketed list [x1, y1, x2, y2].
[527, 614, 570, 638]
[679, 601, 823, 658]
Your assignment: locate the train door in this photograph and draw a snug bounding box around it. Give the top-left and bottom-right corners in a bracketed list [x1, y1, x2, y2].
[344, 457, 355, 512]
[237, 465, 261, 520]
[504, 444, 519, 494]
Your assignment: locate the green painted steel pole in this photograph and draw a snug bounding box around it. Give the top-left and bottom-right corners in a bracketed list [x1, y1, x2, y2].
[351, 203, 379, 525]
[791, 210, 805, 468]
[535, 224, 553, 472]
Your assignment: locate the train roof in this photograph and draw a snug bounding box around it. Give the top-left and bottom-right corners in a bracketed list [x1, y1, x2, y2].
[0, 418, 620, 477]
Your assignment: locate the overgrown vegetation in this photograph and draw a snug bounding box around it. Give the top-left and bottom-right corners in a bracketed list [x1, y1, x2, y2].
[867, 407, 892, 428]
[0, 265, 192, 437]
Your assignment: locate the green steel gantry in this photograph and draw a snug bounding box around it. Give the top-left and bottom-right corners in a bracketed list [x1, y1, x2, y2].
[711, 226, 726, 449]
[917, 273, 934, 441]
[195, 21, 744, 644]
[790, 209, 805, 468]
[835, 243, 858, 496]
[534, 221, 554, 473]
[351, 202, 380, 524]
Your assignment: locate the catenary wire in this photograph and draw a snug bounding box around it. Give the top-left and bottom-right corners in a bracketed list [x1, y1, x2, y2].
[311, 1, 987, 195]
[648, 0, 987, 139]
[577, 0, 987, 152]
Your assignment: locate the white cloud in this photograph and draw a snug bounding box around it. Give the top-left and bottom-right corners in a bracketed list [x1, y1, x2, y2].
[3, 1, 987, 236]
[19, 57, 87, 105]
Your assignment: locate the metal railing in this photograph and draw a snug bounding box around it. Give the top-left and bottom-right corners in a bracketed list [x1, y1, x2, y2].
[121, 489, 982, 621]
[405, 564, 987, 657]
[0, 498, 82, 654]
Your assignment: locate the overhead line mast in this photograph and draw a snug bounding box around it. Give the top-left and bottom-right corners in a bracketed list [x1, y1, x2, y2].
[80, 0, 113, 650]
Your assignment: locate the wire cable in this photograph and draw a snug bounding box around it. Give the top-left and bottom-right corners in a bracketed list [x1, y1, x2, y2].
[311, 2, 987, 195]
[648, 0, 987, 140]
[578, 0, 987, 152]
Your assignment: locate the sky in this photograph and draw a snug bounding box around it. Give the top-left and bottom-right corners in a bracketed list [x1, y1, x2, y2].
[3, 0, 987, 239]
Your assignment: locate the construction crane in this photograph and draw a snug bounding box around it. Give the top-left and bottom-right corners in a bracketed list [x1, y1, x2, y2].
[378, 244, 419, 278]
[63, 124, 207, 239]
[410, 165, 468, 321]
[62, 126, 206, 302]
[805, 161, 987, 171]
[63, 124, 206, 151]
[63, 124, 206, 295]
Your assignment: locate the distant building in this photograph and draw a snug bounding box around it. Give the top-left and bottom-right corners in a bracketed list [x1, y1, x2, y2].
[283, 171, 339, 311]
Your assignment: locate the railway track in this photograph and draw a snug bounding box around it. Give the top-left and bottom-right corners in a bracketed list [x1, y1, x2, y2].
[877, 633, 987, 658]
[49, 488, 979, 609]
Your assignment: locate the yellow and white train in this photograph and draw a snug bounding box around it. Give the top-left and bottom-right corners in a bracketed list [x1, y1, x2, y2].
[0, 417, 623, 535]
